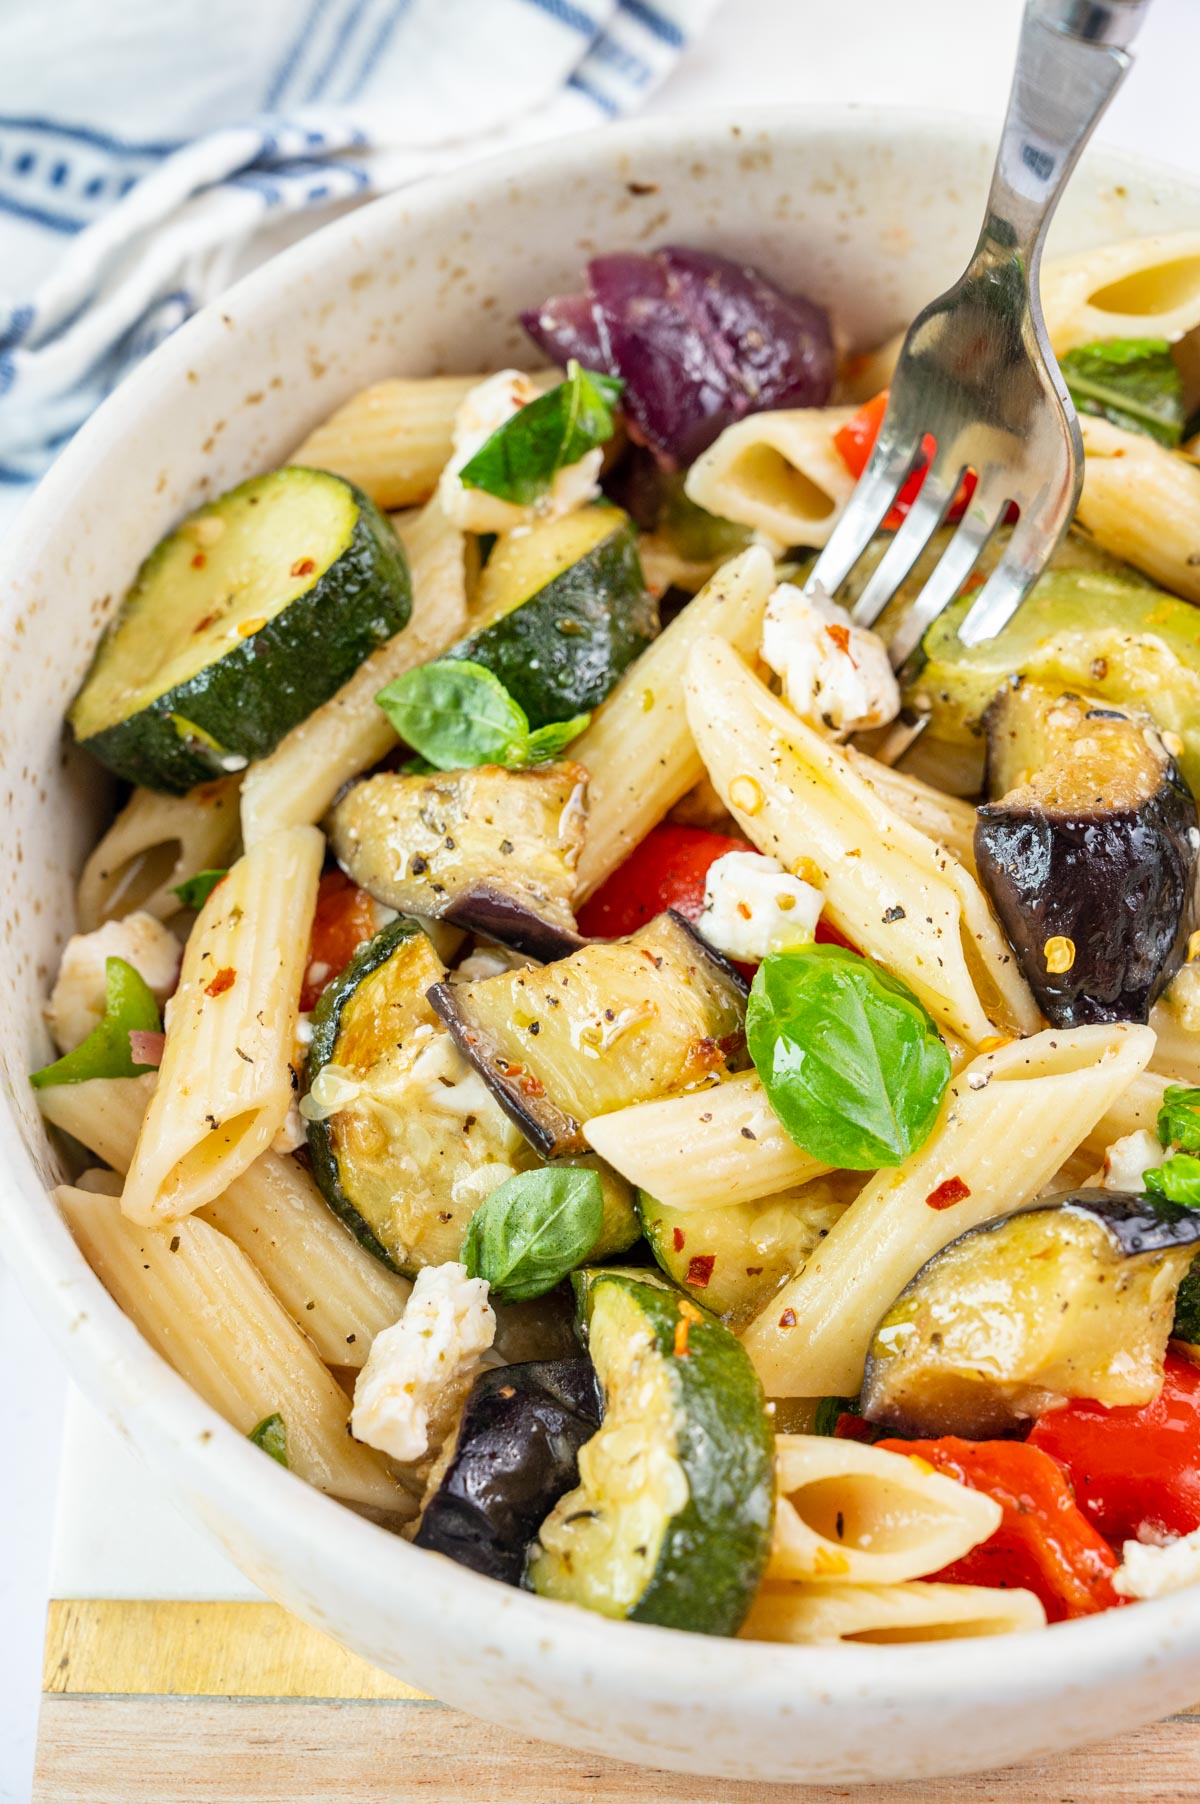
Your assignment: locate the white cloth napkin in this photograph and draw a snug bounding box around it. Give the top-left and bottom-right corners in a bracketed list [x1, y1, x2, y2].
[0, 0, 718, 485]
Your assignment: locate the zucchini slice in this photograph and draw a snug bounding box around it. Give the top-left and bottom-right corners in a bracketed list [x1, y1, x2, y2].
[449, 503, 656, 728]
[638, 1181, 848, 1323]
[861, 1191, 1200, 1438]
[70, 468, 411, 793]
[305, 919, 538, 1274]
[528, 1273, 775, 1634]
[329, 763, 587, 963]
[429, 910, 750, 1158]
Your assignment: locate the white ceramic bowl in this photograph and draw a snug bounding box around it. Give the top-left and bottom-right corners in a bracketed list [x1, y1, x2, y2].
[6, 108, 1200, 1787]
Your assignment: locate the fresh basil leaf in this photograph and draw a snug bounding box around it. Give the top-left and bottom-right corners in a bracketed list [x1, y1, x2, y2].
[458, 362, 623, 505]
[462, 1166, 604, 1303]
[1061, 336, 1186, 449]
[1173, 1257, 1200, 1345]
[747, 945, 951, 1170]
[248, 1412, 289, 1467]
[518, 713, 591, 765]
[172, 869, 226, 910]
[813, 1395, 860, 1437]
[1159, 1085, 1200, 1154]
[1144, 1154, 1200, 1208]
[30, 957, 163, 1090]
[376, 658, 529, 770]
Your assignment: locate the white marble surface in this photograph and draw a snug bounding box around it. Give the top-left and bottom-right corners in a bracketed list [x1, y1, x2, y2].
[3, 0, 1199, 1795]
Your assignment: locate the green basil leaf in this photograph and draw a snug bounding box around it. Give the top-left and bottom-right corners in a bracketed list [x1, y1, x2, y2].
[248, 1412, 289, 1467]
[172, 869, 226, 910]
[30, 957, 163, 1090]
[517, 713, 592, 765]
[747, 945, 951, 1170]
[1158, 1085, 1200, 1154]
[1061, 336, 1186, 449]
[813, 1395, 859, 1437]
[1173, 1257, 1200, 1345]
[458, 362, 623, 505]
[376, 658, 529, 770]
[1144, 1154, 1200, 1207]
[462, 1166, 604, 1303]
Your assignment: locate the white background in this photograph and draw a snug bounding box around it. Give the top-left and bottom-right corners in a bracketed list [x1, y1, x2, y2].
[3, 0, 1199, 1796]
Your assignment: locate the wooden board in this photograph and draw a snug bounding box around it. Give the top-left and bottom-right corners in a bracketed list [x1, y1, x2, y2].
[32, 1600, 1200, 1803]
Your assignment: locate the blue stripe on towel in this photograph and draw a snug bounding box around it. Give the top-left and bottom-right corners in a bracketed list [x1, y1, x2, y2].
[566, 70, 619, 114]
[262, 0, 335, 108]
[526, 0, 601, 34]
[0, 190, 85, 233]
[0, 115, 183, 159]
[619, 0, 684, 47]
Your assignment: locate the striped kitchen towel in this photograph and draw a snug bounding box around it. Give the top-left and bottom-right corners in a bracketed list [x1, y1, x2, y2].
[0, 0, 719, 487]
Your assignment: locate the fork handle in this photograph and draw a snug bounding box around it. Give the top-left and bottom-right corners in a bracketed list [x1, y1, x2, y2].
[1037, 0, 1150, 48]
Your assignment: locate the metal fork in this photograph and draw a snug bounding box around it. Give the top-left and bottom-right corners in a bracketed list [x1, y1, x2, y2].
[807, 0, 1152, 672]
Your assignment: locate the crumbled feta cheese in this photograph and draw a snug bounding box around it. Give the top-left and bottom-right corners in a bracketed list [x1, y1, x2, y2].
[46, 912, 181, 1053]
[406, 1028, 511, 1126]
[351, 1262, 496, 1463]
[1099, 1128, 1166, 1193]
[760, 582, 901, 734]
[271, 1095, 307, 1156]
[437, 369, 601, 534]
[696, 849, 823, 963]
[453, 946, 534, 984]
[1114, 1524, 1200, 1599]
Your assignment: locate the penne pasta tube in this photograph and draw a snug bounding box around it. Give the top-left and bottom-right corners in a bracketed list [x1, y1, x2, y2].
[240, 496, 470, 845]
[39, 1074, 410, 1368]
[684, 637, 1039, 1045]
[571, 546, 776, 901]
[741, 1022, 1155, 1399]
[289, 374, 481, 509]
[76, 778, 243, 931]
[58, 1185, 409, 1513]
[1040, 232, 1200, 354]
[856, 759, 979, 876]
[1079, 1066, 1172, 1164]
[1076, 415, 1200, 603]
[121, 827, 323, 1227]
[766, 1436, 1002, 1586]
[683, 408, 856, 548]
[741, 1579, 1045, 1644]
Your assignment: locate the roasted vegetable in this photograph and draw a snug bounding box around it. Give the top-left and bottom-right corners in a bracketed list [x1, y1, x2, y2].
[528, 1274, 775, 1634]
[305, 920, 538, 1274]
[329, 764, 587, 962]
[429, 911, 749, 1158]
[637, 1181, 847, 1323]
[861, 1191, 1200, 1438]
[975, 685, 1198, 1025]
[413, 1358, 602, 1585]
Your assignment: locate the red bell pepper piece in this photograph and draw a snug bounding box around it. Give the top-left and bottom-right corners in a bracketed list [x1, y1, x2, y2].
[1029, 1351, 1200, 1546]
[300, 869, 379, 1012]
[834, 390, 979, 531]
[877, 1436, 1124, 1623]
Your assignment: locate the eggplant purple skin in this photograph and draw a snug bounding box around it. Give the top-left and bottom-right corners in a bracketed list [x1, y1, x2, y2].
[521, 246, 835, 469]
[975, 764, 1198, 1026]
[1037, 1190, 1200, 1257]
[413, 1359, 602, 1587]
[440, 885, 585, 964]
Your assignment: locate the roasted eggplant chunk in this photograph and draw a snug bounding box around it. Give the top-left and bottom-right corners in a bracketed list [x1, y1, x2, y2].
[861, 1190, 1200, 1438]
[975, 684, 1198, 1025]
[329, 764, 587, 962]
[429, 910, 749, 1158]
[413, 1359, 602, 1586]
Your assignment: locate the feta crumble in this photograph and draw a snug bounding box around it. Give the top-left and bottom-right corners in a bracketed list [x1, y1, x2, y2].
[1114, 1524, 1200, 1599]
[1098, 1128, 1166, 1193]
[760, 582, 900, 734]
[437, 369, 601, 534]
[46, 912, 181, 1054]
[696, 849, 823, 963]
[351, 1262, 496, 1464]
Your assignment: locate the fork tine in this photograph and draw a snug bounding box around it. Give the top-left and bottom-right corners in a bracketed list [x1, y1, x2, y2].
[954, 521, 1052, 646]
[885, 486, 1011, 670]
[849, 456, 966, 630]
[804, 432, 928, 599]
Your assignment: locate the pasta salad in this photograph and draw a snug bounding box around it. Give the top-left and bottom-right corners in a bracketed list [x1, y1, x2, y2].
[37, 229, 1200, 1645]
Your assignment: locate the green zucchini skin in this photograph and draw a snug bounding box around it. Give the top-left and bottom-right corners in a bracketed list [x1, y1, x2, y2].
[449, 514, 656, 728]
[71, 469, 411, 794]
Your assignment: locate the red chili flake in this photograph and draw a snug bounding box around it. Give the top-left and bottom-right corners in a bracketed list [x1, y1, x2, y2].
[673, 1317, 691, 1358]
[191, 552, 207, 570]
[291, 557, 317, 578]
[686, 1254, 716, 1289]
[204, 966, 236, 998]
[926, 1175, 971, 1210]
[745, 1265, 763, 1276]
[778, 1307, 797, 1329]
[193, 611, 219, 633]
[736, 901, 752, 920]
[672, 1227, 686, 1252]
[825, 622, 852, 655]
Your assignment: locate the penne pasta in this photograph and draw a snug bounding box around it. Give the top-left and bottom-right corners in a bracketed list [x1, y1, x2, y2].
[289, 374, 481, 509]
[240, 496, 471, 845]
[38, 1074, 410, 1368]
[684, 636, 1038, 1045]
[766, 1435, 1002, 1586]
[741, 1579, 1045, 1644]
[1040, 232, 1200, 354]
[571, 546, 776, 901]
[75, 777, 243, 931]
[855, 759, 979, 875]
[121, 827, 323, 1227]
[741, 1022, 1155, 1399]
[683, 408, 856, 548]
[58, 1185, 410, 1513]
[1075, 415, 1200, 603]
